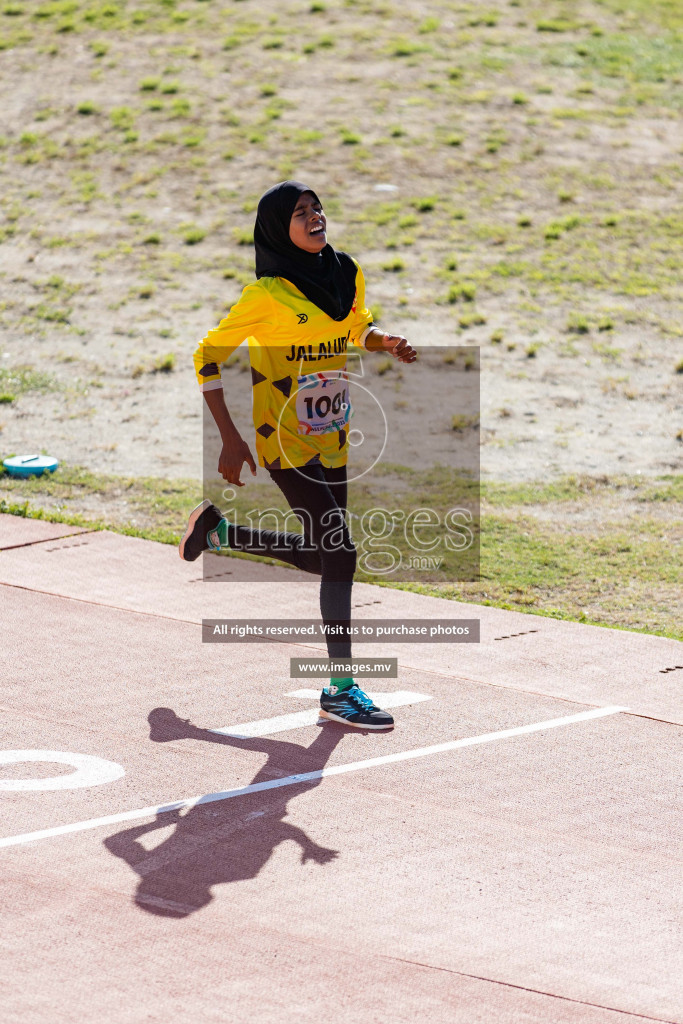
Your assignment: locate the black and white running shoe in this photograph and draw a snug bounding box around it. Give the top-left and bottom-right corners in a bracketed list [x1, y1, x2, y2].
[179, 499, 223, 561]
[319, 685, 394, 730]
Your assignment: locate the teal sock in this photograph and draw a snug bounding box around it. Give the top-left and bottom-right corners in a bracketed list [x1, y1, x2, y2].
[207, 517, 230, 551]
[327, 676, 354, 695]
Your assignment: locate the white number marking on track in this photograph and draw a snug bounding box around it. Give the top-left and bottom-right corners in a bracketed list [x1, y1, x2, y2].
[0, 750, 125, 791]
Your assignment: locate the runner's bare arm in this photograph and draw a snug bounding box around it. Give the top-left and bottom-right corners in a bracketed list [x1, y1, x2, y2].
[203, 388, 257, 486]
[364, 327, 417, 363]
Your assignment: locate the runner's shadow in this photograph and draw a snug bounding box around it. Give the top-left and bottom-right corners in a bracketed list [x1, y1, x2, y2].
[103, 707, 349, 918]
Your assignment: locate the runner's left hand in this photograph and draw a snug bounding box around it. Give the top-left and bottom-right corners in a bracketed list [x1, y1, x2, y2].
[382, 333, 417, 363]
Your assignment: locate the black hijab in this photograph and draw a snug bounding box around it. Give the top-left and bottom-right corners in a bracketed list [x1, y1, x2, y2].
[254, 180, 358, 322]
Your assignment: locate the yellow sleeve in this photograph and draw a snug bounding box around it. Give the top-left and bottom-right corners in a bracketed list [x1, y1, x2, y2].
[193, 282, 273, 391]
[348, 260, 376, 349]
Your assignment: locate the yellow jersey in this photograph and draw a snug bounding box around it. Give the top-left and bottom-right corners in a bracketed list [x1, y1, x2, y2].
[193, 259, 374, 470]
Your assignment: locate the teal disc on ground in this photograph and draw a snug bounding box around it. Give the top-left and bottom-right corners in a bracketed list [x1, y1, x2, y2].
[3, 454, 59, 478]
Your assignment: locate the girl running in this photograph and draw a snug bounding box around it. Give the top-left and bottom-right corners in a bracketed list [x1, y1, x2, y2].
[180, 180, 416, 730]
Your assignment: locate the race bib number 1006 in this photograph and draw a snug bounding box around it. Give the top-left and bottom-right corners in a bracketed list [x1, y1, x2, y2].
[295, 371, 352, 436]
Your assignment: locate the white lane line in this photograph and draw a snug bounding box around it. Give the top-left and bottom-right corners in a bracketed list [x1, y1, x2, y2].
[212, 691, 432, 738]
[0, 705, 628, 850]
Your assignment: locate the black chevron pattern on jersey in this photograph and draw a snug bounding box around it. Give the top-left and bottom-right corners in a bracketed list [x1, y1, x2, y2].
[263, 455, 282, 470]
[338, 428, 347, 449]
[256, 422, 275, 439]
[199, 362, 219, 377]
[251, 367, 267, 387]
[271, 375, 292, 398]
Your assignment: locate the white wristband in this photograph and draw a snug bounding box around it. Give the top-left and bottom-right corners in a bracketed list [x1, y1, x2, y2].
[358, 324, 379, 349]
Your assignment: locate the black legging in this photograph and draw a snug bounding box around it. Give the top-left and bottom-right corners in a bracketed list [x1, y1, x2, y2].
[225, 463, 355, 659]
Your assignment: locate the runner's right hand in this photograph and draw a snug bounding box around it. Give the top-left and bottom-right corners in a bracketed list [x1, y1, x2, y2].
[218, 435, 257, 486]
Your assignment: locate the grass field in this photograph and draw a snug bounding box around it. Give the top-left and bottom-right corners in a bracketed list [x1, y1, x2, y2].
[2, 465, 680, 640]
[1, 0, 681, 328]
[0, 0, 681, 638]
